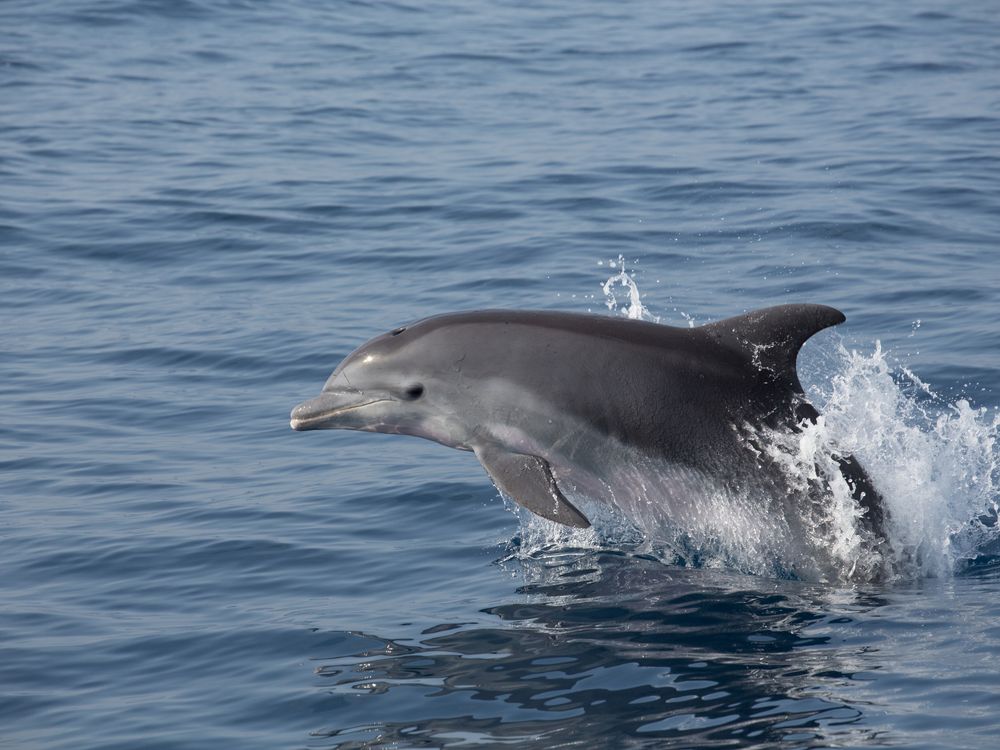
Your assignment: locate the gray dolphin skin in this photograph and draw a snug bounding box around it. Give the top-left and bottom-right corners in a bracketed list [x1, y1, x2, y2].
[291, 305, 889, 578]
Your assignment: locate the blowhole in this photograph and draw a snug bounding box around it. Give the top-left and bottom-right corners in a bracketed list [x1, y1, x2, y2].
[391, 327, 406, 336]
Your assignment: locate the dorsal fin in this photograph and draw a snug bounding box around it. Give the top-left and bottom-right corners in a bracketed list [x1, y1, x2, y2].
[702, 304, 846, 389]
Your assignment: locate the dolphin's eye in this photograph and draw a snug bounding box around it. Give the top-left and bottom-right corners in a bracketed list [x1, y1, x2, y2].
[403, 384, 424, 401]
[391, 327, 406, 336]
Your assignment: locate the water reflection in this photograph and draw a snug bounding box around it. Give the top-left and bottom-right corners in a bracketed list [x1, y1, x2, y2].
[311, 550, 891, 748]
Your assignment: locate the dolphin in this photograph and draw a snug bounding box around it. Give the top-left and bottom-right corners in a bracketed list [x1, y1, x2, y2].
[291, 305, 889, 579]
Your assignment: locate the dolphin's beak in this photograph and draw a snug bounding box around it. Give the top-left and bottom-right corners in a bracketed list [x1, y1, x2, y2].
[289, 390, 388, 431]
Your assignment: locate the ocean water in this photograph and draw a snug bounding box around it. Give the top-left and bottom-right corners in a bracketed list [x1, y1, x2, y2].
[3, 0, 1000, 747]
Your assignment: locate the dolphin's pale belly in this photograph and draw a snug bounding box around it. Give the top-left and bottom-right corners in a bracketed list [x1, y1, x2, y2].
[539, 431, 844, 581]
[468, 379, 856, 579]
[481, 382, 797, 546]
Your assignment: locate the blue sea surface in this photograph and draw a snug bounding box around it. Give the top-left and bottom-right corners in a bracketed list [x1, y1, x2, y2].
[3, 1, 1000, 747]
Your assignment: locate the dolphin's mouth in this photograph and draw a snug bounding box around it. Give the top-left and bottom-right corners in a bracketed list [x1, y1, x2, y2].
[289, 391, 390, 431]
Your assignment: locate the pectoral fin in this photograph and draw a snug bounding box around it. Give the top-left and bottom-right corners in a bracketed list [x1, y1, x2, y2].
[475, 446, 591, 528]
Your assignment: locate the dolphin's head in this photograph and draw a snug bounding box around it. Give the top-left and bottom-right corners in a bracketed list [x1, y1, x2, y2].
[290, 322, 474, 449]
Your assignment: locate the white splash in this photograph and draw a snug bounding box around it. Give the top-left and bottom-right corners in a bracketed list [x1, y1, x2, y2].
[796, 341, 1000, 579]
[601, 255, 659, 322]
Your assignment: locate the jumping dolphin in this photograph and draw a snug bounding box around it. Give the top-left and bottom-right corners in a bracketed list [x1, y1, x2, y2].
[291, 305, 889, 579]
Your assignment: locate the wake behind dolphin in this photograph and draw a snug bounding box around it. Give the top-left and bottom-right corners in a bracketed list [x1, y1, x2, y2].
[291, 305, 891, 581]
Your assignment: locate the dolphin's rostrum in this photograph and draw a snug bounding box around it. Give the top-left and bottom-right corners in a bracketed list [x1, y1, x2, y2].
[291, 305, 889, 579]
